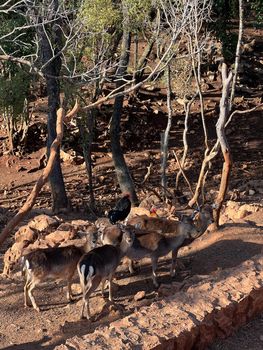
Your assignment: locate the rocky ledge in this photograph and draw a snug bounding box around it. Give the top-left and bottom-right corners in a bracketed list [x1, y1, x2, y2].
[56, 254, 263, 350]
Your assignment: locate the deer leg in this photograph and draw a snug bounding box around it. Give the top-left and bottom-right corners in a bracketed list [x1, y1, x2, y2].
[67, 278, 74, 302]
[108, 274, 114, 302]
[27, 281, 40, 312]
[151, 256, 159, 288]
[101, 278, 107, 298]
[128, 259, 135, 274]
[24, 279, 31, 308]
[170, 249, 178, 277]
[81, 275, 101, 320]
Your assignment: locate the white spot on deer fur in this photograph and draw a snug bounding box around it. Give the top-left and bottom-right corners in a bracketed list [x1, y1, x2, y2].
[80, 264, 94, 282]
[88, 266, 94, 278]
[25, 259, 30, 270]
[80, 264, 86, 278]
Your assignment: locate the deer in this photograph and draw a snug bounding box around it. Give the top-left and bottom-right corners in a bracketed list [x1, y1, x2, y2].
[77, 226, 134, 320]
[22, 245, 84, 312]
[21, 228, 98, 312]
[101, 208, 213, 287]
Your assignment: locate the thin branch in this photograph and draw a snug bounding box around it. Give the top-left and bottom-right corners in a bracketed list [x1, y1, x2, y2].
[141, 162, 153, 185]
[173, 150, 194, 197]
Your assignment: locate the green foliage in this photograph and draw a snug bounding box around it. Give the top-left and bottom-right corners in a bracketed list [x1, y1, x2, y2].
[80, 0, 121, 34]
[250, 0, 263, 23]
[0, 67, 30, 120]
[124, 0, 153, 31]
[0, 13, 34, 57]
[211, 0, 239, 63]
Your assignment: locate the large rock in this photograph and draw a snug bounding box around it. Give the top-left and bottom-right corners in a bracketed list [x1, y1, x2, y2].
[2, 215, 97, 276]
[55, 254, 263, 350]
[224, 200, 263, 221]
[28, 214, 59, 232]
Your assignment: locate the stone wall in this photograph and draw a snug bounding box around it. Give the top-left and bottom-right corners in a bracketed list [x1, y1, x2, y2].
[55, 254, 263, 350]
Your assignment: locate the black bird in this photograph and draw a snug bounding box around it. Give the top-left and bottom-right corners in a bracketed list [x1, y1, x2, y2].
[108, 194, 131, 225]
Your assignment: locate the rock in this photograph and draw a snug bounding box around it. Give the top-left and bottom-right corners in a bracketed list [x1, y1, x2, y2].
[158, 284, 172, 297]
[71, 283, 82, 295]
[3, 240, 31, 276]
[134, 291, 146, 301]
[45, 229, 77, 245]
[28, 214, 59, 232]
[236, 209, 249, 219]
[224, 201, 263, 221]
[99, 176, 105, 182]
[60, 150, 75, 163]
[14, 225, 38, 243]
[248, 189, 256, 195]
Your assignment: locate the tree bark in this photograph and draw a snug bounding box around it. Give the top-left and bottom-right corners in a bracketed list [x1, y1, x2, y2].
[78, 110, 95, 210]
[161, 64, 172, 195]
[110, 3, 138, 205]
[39, 1, 68, 212]
[230, 0, 243, 109]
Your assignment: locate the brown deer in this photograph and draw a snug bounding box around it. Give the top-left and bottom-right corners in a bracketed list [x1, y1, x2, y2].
[22, 245, 84, 312]
[77, 226, 134, 320]
[102, 209, 213, 287]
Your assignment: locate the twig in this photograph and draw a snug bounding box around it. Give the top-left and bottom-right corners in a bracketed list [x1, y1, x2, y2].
[173, 150, 194, 197]
[141, 163, 153, 185]
[226, 103, 263, 127]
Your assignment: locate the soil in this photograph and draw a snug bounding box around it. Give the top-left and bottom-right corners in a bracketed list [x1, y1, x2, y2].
[0, 25, 262, 350]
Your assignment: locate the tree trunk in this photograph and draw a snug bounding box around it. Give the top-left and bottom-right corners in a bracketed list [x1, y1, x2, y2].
[230, 0, 243, 109]
[78, 110, 95, 210]
[46, 83, 68, 213]
[212, 63, 233, 227]
[161, 64, 172, 196]
[39, 1, 68, 213]
[110, 3, 138, 205]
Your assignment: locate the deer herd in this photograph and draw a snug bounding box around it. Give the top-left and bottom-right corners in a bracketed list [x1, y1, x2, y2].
[20, 198, 213, 321]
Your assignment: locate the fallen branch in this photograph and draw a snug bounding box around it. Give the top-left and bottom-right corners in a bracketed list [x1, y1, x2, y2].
[0, 100, 79, 248]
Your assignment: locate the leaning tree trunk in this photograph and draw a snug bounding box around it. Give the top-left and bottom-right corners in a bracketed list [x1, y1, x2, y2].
[0, 103, 79, 248]
[213, 63, 233, 227]
[39, 1, 68, 213]
[110, 4, 138, 205]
